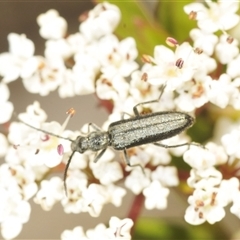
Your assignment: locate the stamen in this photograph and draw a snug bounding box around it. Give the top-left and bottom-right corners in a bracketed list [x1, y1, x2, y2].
[41, 134, 50, 141]
[141, 54, 153, 63]
[13, 144, 20, 149]
[66, 108, 76, 117]
[141, 72, 148, 81]
[166, 37, 179, 47]
[35, 149, 40, 154]
[61, 108, 76, 132]
[175, 58, 184, 69]
[194, 47, 203, 54]
[189, 10, 197, 20]
[226, 36, 234, 44]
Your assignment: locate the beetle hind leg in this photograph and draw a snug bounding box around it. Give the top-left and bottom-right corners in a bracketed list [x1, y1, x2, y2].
[123, 149, 145, 173]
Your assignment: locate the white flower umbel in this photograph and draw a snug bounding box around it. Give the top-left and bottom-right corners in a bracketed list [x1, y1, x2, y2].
[80, 2, 121, 41]
[184, 1, 240, 33]
[37, 9, 67, 40]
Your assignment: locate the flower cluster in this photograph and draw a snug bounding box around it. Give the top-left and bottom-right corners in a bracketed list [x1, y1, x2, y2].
[0, 0, 240, 239]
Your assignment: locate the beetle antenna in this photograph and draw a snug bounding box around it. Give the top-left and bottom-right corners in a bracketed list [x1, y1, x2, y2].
[63, 150, 76, 196]
[18, 118, 74, 143]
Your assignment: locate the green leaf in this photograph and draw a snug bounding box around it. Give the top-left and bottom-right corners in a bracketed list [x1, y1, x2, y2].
[95, 0, 169, 56]
[133, 218, 228, 240]
[156, 0, 197, 42]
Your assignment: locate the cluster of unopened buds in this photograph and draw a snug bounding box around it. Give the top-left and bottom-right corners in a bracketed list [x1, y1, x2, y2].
[0, 0, 240, 239]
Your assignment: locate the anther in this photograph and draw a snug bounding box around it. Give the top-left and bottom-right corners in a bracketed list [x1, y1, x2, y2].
[194, 47, 203, 54]
[141, 54, 153, 63]
[226, 36, 234, 44]
[189, 10, 197, 20]
[175, 58, 184, 69]
[66, 108, 76, 118]
[166, 37, 179, 47]
[141, 72, 148, 81]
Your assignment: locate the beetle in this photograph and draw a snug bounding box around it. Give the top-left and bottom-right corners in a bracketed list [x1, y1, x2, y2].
[18, 84, 202, 193]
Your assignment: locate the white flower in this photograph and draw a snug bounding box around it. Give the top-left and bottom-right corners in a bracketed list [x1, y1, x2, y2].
[184, 1, 240, 33]
[105, 185, 126, 207]
[151, 166, 179, 187]
[0, 189, 31, 239]
[0, 82, 13, 124]
[143, 180, 170, 210]
[193, 53, 217, 81]
[184, 187, 227, 225]
[96, 74, 129, 102]
[97, 34, 138, 78]
[105, 217, 133, 240]
[207, 74, 235, 108]
[221, 127, 240, 158]
[183, 145, 217, 170]
[37, 9, 67, 39]
[61, 175, 88, 214]
[125, 168, 151, 195]
[81, 184, 108, 217]
[0, 33, 34, 83]
[187, 167, 222, 189]
[0, 133, 8, 158]
[34, 177, 64, 211]
[147, 43, 200, 90]
[174, 77, 210, 112]
[227, 55, 240, 78]
[145, 145, 171, 166]
[215, 34, 239, 64]
[90, 160, 123, 185]
[230, 77, 240, 109]
[44, 39, 72, 60]
[86, 224, 108, 240]
[190, 28, 218, 56]
[80, 2, 121, 41]
[8, 32, 34, 58]
[21, 56, 64, 96]
[61, 226, 88, 240]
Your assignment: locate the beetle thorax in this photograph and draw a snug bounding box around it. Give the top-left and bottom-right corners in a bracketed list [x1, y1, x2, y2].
[71, 132, 110, 153]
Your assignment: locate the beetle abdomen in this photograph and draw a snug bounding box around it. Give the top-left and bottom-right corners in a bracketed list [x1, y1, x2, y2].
[108, 111, 194, 150]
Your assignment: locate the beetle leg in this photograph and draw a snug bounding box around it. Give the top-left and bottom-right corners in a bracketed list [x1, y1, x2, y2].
[154, 141, 205, 149]
[93, 148, 107, 163]
[123, 148, 145, 173]
[133, 84, 167, 116]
